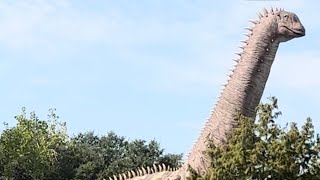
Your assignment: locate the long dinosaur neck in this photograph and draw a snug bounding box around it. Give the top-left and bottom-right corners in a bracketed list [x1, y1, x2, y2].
[185, 14, 281, 175]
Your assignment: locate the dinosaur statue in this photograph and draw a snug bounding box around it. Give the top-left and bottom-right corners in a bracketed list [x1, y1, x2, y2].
[108, 7, 305, 180]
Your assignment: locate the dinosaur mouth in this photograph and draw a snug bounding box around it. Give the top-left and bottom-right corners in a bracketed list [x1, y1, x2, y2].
[291, 29, 305, 36]
[284, 26, 305, 36]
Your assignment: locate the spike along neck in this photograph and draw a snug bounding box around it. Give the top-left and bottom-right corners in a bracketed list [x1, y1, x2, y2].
[183, 13, 282, 174]
[224, 15, 280, 118]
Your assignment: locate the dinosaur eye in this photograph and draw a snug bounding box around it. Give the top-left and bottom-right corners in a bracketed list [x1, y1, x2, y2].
[284, 14, 289, 20]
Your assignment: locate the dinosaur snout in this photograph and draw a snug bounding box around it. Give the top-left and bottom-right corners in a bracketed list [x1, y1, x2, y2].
[298, 25, 305, 36]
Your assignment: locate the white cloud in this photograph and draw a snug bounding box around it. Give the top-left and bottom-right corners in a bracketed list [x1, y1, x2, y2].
[0, 1, 111, 49]
[0, 1, 316, 47]
[0, 0, 318, 92]
[0, 1, 59, 48]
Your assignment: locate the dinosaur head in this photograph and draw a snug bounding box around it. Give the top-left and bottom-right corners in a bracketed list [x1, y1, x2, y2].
[276, 11, 305, 42]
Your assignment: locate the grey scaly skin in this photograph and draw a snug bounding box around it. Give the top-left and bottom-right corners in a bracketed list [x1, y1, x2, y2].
[109, 7, 305, 180]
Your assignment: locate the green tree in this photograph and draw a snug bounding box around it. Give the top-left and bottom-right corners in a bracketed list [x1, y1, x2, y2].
[0, 108, 68, 180]
[71, 131, 183, 179]
[0, 108, 183, 179]
[191, 97, 320, 180]
[44, 141, 84, 180]
[70, 131, 127, 179]
[159, 153, 183, 169]
[106, 138, 182, 176]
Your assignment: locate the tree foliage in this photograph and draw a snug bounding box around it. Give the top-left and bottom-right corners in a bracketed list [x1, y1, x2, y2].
[71, 132, 183, 179]
[0, 108, 68, 179]
[190, 97, 320, 180]
[0, 108, 182, 180]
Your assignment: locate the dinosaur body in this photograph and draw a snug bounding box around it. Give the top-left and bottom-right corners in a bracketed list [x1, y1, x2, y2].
[109, 7, 305, 180]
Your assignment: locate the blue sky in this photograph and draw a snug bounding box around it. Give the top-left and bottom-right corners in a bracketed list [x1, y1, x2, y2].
[0, 0, 319, 157]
